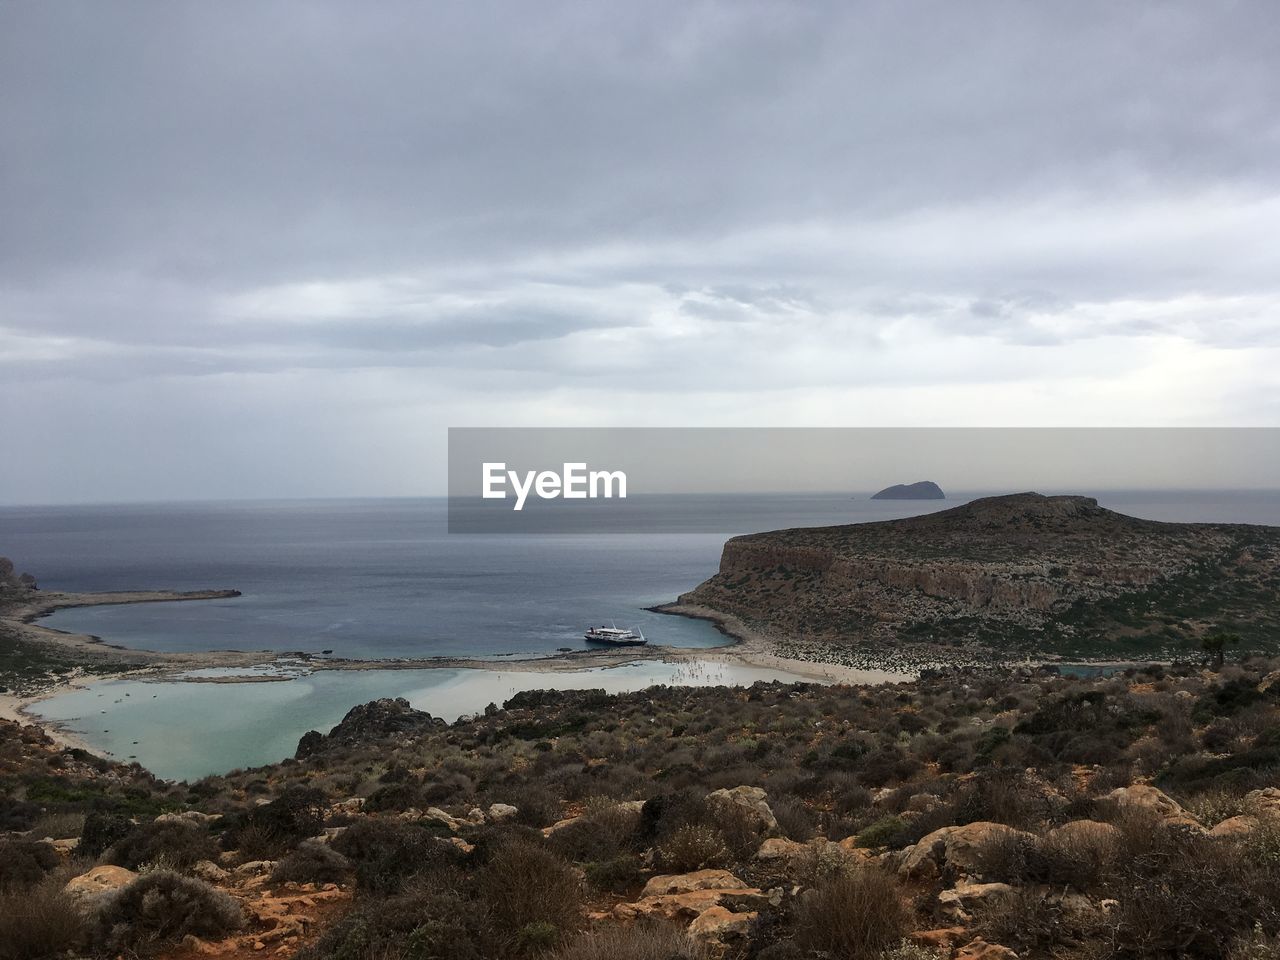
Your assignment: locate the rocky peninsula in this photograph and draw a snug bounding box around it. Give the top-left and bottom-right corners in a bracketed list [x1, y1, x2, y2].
[666, 492, 1280, 663]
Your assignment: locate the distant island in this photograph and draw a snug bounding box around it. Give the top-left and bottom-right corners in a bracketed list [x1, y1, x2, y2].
[870, 480, 945, 500]
[669, 492, 1280, 661]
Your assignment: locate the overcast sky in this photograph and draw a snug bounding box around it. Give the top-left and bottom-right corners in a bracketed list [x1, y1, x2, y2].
[2, 1, 1278, 503]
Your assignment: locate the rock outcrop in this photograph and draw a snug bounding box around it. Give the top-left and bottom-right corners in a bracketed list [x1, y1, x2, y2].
[296, 698, 446, 757]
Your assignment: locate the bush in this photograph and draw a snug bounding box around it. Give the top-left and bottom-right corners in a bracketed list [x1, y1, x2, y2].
[475, 840, 583, 942]
[108, 819, 219, 870]
[0, 839, 60, 891]
[0, 882, 89, 960]
[79, 809, 133, 858]
[96, 870, 244, 952]
[654, 824, 727, 872]
[330, 819, 461, 895]
[583, 854, 645, 894]
[297, 887, 490, 960]
[792, 868, 909, 960]
[548, 803, 641, 862]
[552, 920, 709, 960]
[271, 840, 352, 885]
[228, 786, 326, 857]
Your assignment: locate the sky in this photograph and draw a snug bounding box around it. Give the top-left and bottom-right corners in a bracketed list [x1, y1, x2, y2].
[2, 1, 1279, 503]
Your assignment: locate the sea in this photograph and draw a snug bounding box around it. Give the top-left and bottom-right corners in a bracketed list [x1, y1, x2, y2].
[4, 489, 1279, 780]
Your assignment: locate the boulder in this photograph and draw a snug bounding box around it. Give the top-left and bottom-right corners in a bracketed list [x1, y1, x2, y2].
[909, 928, 969, 952]
[756, 837, 806, 862]
[689, 905, 756, 940]
[642, 869, 750, 898]
[487, 803, 519, 822]
[64, 865, 138, 915]
[707, 786, 778, 835]
[938, 882, 1016, 922]
[1046, 819, 1120, 847]
[956, 939, 1019, 960]
[192, 860, 230, 883]
[155, 810, 220, 825]
[1106, 784, 1199, 826]
[899, 822, 1031, 880]
[1245, 787, 1280, 819]
[1210, 815, 1260, 838]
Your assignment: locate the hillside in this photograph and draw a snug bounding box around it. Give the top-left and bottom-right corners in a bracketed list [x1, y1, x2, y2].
[676, 493, 1280, 660]
[7, 661, 1280, 960]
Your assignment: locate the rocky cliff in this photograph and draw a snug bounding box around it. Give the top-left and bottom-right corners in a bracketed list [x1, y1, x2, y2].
[678, 493, 1280, 657]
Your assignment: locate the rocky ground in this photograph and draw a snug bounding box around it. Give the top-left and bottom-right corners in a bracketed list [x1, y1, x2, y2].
[6, 658, 1280, 959]
[678, 493, 1280, 661]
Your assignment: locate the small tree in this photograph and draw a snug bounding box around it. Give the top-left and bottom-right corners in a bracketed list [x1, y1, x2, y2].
[1201, 631, 1241, 671]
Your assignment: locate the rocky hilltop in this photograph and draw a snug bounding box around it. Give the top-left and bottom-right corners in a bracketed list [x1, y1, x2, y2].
[676, 493, 1280, 659]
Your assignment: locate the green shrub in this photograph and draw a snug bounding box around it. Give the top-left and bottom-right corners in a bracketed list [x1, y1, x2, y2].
[854, 815, 906, 848]
[79, 809, 134, 858]
[295, 887, 490, 960]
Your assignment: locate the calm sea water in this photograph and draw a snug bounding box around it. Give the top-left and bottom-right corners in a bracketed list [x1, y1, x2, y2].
[7, 490, 1280, 780]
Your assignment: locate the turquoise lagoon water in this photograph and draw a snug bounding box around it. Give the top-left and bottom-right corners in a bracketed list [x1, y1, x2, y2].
[28, 659, 883, 782]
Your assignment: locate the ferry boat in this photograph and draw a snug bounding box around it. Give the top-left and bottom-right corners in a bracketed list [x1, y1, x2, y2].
[584, 623, 648, 646]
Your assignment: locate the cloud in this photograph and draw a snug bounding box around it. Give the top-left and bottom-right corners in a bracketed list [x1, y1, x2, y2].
[1, 0, 1278, 501]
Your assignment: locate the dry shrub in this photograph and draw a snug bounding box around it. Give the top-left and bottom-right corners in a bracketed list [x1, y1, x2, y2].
[296, 886, 489, 960]
[654, 824, 728, 872]
[271, 839, 352, 885]
[0, 839, 61, 891]
[475, 840, 583, 942]
[0, 881, 89, 960]
[549, 802, 641, 862]
[107, 819, 219, 870]
[553, 920, 709, 960]
[793, 867, 909, 960]
[97, 869, 244, 952]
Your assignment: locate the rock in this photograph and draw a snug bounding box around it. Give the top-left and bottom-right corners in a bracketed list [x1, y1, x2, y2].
[1210, 815, 1260, 838]
[707, 786, 778, 835]
[64, 865, 138, 915]
[1046, 819, 1120, 847]
[1245, 787, 1280, 819]
[1106, 785, 1196, 823]
[872, 481, 946, 500]
[295, 698, 445, 758]
[543, 815, 581, 836]
[688, 905, 756, 940]
[614, 888, 763, 923]
[192, 860, 231, 882]
[423, 807, 463, 831]
[938, 882, 1016, 922]
[642, 869, 749, 898]
[332, 797, 365, 814]
[487, 803, 519, 822]
[756, 838, 807, 862]
[909, 928, 969, 952]
[45, 838, 78, 855]
[956, 939, 1019, 960]
[155, 810, 220, 825]
[234, 860, 276, 877]
[899, 822, 1031, 880]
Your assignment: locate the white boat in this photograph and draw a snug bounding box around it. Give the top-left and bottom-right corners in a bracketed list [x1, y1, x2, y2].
[584, 622, 647, 646]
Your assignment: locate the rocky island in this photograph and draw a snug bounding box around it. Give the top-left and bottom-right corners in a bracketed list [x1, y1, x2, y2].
[670, 493, 1280, 663]
[871, 480, 946, 500]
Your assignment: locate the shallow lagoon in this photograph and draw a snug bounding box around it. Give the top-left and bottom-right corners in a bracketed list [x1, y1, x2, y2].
[30, 659, 904, 781]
